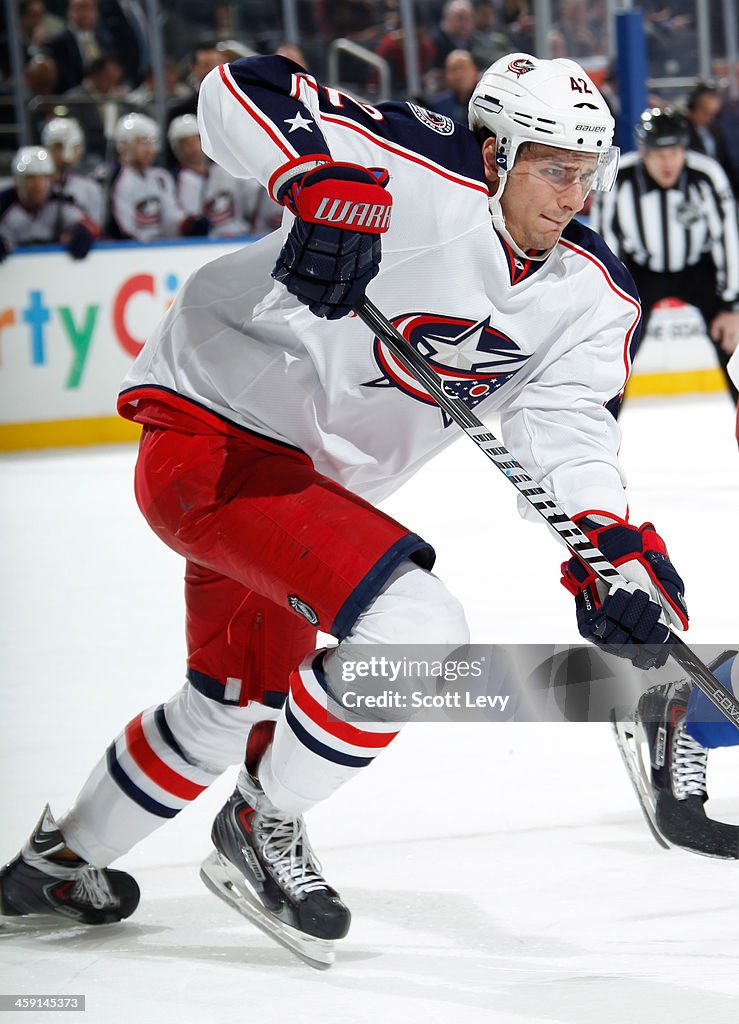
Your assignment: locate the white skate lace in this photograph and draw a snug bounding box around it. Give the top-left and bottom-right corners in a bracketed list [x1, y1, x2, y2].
[258, 815, 328, 899]
[71, 866, 118, 909]
[672, 720, 708, 799]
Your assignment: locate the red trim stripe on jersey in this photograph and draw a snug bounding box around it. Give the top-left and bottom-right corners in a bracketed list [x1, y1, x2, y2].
[218, 64, 297, 161]
[501, 238, 534, 285]
[124, 713, 207, 801]
[117, 387, 313, 463]
[559, 238, 642, 393]
[321, 112, 490, 196]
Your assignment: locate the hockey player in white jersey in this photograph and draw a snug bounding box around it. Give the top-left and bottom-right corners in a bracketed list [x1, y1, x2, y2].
[1, 54, 691, 967]
[41, 117, 105, 228]
[0, 146, 98, 261]
[168, 113, 279, 237]
[109, 113, 209, 241]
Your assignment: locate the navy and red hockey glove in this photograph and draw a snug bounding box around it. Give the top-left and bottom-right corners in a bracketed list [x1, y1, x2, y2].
[64, 222, 94, 260]
[561, 515, 688, 670]
[271, 159, 392, 320]
[180, 214, 210, 237]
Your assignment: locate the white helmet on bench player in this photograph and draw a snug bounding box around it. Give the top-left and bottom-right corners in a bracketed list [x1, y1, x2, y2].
[41, 117, 84, 163]
[167, 114, 200, 155]
[469, 53, 618, 232]
[115, 112, 160, 156]
[14, 145, 55, 178]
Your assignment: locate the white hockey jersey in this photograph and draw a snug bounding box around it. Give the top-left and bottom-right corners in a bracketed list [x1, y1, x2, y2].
[54, 172, 105, 228]
[0, 188, 91, 248]
[119, 56, 642, 520]
[176, 162, 254, 237]
[109, 163, 183, 241]
[241, 176, 284, 234]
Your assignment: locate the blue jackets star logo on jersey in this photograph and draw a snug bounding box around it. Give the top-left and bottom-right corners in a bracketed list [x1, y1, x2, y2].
[364, 312, 530, 425]
[135, 196, 162, 226]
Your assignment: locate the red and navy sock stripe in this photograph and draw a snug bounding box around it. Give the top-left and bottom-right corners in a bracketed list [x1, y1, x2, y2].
[284, 652, 400, 768]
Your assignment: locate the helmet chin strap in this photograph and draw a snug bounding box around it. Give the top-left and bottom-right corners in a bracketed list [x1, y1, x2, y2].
[487, 164, 558, 263]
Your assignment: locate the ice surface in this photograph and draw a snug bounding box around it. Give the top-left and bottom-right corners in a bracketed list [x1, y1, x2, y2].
[1, 394, 739, 1023]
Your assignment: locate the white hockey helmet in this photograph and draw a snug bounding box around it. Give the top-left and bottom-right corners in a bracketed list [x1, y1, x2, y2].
[41, 117, 84, 161]
[14, 145, 56, 178]
[469, 53, 618, 232]
[167, 114, 200, 154]
[115, 112, 160, 154]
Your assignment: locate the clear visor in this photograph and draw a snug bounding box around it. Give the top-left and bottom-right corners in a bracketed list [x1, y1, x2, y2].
[593, 145, 620, 192]
[510, 144, 620, 196]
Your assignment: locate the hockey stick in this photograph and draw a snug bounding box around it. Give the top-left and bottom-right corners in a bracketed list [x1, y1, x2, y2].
[354, 294, 739, 727]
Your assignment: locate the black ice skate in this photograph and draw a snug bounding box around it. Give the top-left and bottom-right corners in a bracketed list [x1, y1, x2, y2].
[200, 774, 350, 969]
[0, 805, 140, 924]
[612, 652, 739, 859]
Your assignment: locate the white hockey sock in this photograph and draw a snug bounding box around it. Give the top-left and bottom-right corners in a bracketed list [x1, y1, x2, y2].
[259, 562, 469, 815]
[59, 685, 279, 865]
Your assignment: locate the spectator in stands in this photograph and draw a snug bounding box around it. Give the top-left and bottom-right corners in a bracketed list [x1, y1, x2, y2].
[109, 112, 209, 242]
[167, 42, 227, 123]
[1, 0, 63, 80]
[431, 49, 479, 124]
[642, 1, 695, 78]
[0, 146, 97, 261]
[685, 83, 739, 196]
[430, 0, 476, 70]
[547, 27, 568, 60]
[63, 55, 124, 167]
[99, 0, 149, 89]
[314, 0, 378, 43]
[124, 58, 193, 119]
[24, 53, 58, 96]
[44, 0, 118, 94]
[552, 0, 603, 59]
[469, 1, 513, 70]
[164, 43, 228, 169]
[24, 54, 60, 138]
[374, 19, 437, 97]
[496, 0, 535, 51]
[21, 0, 64, 53]
[41, 116, 105, 225]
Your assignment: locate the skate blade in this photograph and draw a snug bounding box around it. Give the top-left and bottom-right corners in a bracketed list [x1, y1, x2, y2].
[200, 850, 335, 971]
[610, 711, 670, 850]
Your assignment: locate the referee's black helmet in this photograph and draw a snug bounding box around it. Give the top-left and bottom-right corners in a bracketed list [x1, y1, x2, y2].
[634, 107, 690, 149]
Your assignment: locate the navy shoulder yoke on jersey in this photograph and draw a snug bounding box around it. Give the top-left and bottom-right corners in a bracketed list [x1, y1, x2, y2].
[562, 218, 641, 307]
[226, 56, 486, 186]
[561, 219, 642, 419]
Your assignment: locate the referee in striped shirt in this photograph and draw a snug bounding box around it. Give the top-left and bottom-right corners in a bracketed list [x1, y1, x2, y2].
[591, 107, 739, 406]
